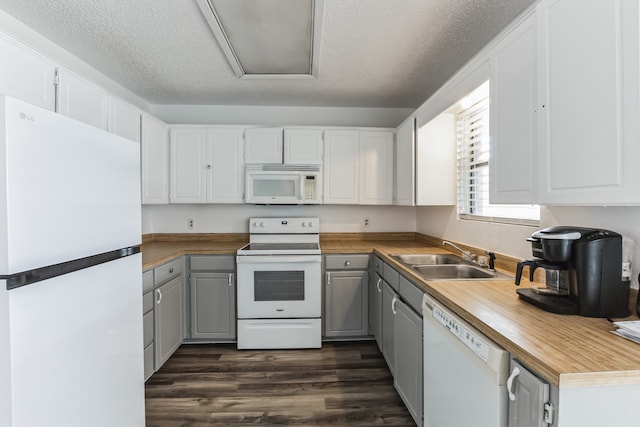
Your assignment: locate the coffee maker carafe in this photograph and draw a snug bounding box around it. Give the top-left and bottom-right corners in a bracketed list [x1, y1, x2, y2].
[515, 226, 630, 318]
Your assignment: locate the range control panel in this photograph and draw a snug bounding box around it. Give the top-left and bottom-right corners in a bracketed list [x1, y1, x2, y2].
[249, 217, 319, 234]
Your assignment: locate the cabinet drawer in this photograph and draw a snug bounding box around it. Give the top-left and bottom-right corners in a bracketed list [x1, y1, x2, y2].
[143, 269, 154, 293]
[373, 256, 383, 275]
[143, 311, 154, 348]
[154, 258, 183, 286]
[399, 275, 424, 315]
[382, 262, 399, 291]
[189, 255, 235, 271]
[143, 290, 154, 314]
[325, 254, 370, 270]
[143, 344, 154, 381]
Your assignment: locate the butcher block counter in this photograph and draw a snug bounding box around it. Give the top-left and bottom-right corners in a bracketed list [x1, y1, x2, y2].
[142, 232, 640, 389]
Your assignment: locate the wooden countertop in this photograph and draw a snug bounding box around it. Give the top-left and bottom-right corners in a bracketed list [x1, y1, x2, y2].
[141, 233, 640, 388]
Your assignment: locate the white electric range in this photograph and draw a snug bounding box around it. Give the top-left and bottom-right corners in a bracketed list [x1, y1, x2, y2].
[236, 217, 322, 349]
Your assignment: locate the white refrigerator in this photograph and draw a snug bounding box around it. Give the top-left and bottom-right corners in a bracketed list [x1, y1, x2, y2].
[0, 95, 145, 427]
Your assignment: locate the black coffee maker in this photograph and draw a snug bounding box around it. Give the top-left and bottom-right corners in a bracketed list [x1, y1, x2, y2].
[515, 226, 630, 318]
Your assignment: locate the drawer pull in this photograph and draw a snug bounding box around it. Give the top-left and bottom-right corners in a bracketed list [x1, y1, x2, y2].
[169, 267, 174, 274]
[345, 260, 351, 267]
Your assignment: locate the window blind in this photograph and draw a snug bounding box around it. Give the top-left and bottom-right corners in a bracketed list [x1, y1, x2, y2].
[456, 95, 539, 223]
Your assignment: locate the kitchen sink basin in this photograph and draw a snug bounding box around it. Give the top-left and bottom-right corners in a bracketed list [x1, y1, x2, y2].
[390, 253, 471, 265]
[412, 264, 511, 281]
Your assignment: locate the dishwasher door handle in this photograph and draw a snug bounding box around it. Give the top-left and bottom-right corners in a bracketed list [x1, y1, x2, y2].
[506, 366, 520, 401]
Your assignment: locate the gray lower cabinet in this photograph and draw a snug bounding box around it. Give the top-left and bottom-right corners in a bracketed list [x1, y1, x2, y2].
[372, 272, 383, 350]
[188, 255, 236, 341]
[394, 296, 423, 426]
[508, 359, 555, 427]
[142, 270, 154, 381]
[324, 254, 370, 338]
[154, 274, 184, 369]
[381, 281, 397, 374]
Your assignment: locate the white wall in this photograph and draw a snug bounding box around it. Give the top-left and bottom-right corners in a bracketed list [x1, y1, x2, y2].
[416, 205, 640, 288]
[142, 204, 416, 234]
[151, 104, 413, 128]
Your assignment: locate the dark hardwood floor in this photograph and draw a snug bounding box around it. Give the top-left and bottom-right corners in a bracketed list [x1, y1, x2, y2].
[145, 341, 417, 426]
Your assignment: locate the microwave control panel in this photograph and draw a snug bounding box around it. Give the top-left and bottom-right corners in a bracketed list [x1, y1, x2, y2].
[304, 175, 317, 200]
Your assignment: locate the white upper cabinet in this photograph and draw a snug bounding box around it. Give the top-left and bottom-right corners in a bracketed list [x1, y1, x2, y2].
[170, 128, 207, 204]
[324, 130, 360, 204]
[170, 127, 244, 204]
[244, 127, 283, 164]
[57, 68, 109, 131]
[246, 127, 323, 164]
[0, 33, 56, 111]
[360, 130, 394, 205]
[108, 96, 141, 143]
[395, 117, 415, 206]
[141, 113, 169, 204]
[537, 0, 640, 205]
[415, 113, 456, 206]
[284, 128, 323, 164]
[490, 11, 537, 204]
[206, 128, 244, 203]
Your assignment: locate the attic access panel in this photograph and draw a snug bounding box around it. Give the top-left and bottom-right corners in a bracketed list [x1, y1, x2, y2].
[196, 0, 323, 79]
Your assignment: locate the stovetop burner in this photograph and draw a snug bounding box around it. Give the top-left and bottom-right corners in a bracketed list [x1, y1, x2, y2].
[237, 217, 321, 256]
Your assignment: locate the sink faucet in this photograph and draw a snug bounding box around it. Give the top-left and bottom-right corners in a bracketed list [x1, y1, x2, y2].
[442, 241, 475, 262]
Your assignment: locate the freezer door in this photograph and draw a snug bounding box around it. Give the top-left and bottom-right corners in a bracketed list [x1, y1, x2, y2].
[0, 96, 141, 274]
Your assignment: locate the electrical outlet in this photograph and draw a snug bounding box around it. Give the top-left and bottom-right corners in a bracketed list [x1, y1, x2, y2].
[188, 218, 195, 229]
[363, 217, 370, 228]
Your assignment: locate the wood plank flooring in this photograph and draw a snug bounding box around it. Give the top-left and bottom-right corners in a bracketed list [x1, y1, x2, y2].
[145, 341, 417, 426]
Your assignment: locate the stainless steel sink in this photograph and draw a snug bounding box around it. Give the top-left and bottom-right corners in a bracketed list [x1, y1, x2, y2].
[412, 264, 512, 281]
[390, 253, 471, 265]
[390, 253, 512, 281]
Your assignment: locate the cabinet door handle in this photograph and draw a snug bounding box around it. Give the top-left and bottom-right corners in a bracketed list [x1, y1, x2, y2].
[391, 294, 397, 315]
[206, 164, 212, 169]
[326, 272, 331, 285]
[506, 366, 520, 401]
[156, 288, 162, 305]
[376, 278, 382, 292]
[228, 273, 233, 287]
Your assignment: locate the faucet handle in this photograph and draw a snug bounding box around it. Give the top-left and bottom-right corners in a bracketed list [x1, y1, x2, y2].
[485, 251, 496, 270]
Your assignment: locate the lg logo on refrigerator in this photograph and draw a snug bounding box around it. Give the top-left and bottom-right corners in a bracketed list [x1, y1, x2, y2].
[19, 112, 35, 122]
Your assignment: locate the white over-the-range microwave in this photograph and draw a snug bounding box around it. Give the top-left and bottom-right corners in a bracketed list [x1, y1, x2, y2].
[245, 164, 322, 204]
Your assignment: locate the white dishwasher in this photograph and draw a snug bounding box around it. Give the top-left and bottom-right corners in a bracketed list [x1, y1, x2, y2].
[422, 294, 509, 427]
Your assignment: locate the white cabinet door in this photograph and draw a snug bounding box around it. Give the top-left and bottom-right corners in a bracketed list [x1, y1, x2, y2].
[490, 11, 537, 204]
[395, 117, 415, 206]
[206, 128, 244, 203]
[57, 68, 109, 130]
[284, 128, 323, 164]
[0, 34, 55, 111]
[537, 0, 640, 205]
[108, 96, 141, 142]
[141, 114, 169, 204]
[360, 130, 394, 205]
[245, 127, 283, 163]
[415, 113, 456, 205]
[170, 128, 207, 203]
[323, 130, 360, 204]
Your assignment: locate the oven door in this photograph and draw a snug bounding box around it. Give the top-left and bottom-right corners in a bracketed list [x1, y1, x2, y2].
[236, 255, 321, 318]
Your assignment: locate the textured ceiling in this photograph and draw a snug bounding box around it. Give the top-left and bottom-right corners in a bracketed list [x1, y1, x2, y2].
[0, 0, 536, 108]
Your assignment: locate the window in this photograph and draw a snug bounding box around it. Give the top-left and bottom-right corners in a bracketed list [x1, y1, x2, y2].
[456, 81, 539, 224]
